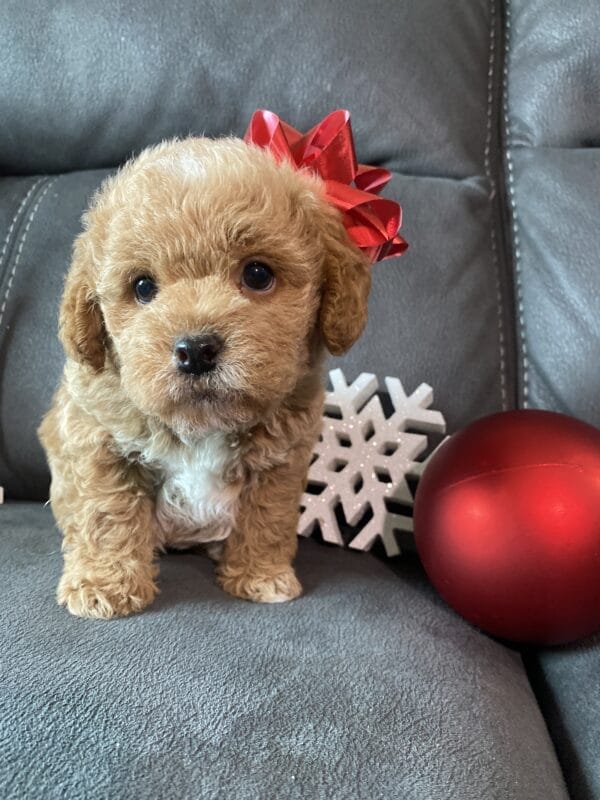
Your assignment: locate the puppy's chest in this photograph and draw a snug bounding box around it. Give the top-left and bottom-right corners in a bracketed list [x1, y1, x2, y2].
[151, 433, 242, 548]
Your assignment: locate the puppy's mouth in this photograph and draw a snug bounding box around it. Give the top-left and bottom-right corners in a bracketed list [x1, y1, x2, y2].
[188, 385, 221, 404]
[176, 374, 224, 405]
[170, 366, 245, 408]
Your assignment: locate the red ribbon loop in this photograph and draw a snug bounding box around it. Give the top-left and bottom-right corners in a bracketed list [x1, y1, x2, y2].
[244, 109, 408, 263]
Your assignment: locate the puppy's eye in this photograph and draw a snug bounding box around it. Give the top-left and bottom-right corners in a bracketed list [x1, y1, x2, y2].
[133, 276, 158, 304]
[241, 261, 275, 293]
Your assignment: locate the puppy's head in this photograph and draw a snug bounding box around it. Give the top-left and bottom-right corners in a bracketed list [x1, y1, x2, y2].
[60, 137, 370, 433]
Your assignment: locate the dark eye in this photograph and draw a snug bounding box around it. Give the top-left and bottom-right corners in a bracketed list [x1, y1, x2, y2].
[241, 261, 275, 293]
[133, 276, 158, 304]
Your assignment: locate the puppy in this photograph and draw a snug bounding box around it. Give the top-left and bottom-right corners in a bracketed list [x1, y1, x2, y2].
[38, 136, 371, 618]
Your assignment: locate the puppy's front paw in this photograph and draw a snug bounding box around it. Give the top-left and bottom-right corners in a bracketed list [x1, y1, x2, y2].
[57, 569, 158, 619]
[216, 567, 302, 604]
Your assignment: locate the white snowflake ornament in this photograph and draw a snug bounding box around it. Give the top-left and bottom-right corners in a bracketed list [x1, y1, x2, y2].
[299, 369, 447, 557]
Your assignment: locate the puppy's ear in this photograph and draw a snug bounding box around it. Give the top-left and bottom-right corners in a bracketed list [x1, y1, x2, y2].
[317, 209, 372, 356]
[59, 233, 106, 372]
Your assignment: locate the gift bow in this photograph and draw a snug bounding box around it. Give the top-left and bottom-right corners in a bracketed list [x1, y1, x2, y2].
[244, 109, 408, 263]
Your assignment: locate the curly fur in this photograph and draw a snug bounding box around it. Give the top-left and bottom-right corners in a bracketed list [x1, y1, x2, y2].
[39, 136, 371, 618]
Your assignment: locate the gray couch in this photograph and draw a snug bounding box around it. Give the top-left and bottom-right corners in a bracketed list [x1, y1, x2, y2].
[1, 1, 598, 798]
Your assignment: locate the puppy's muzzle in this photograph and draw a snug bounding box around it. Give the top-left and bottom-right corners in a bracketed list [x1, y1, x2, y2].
[174, 333, 224, 376]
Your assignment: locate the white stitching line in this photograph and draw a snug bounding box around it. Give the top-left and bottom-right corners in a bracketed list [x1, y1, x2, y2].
[484, 0, 508, 411]
[502, 0, 529, 407]
[0, 177, 46, 274]
[0, 177, 59, 331]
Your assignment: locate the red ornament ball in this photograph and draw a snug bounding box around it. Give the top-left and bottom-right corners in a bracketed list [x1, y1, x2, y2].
[413, 410, 600, 645]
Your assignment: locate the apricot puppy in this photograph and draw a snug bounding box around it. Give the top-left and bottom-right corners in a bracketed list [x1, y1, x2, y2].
[39, 136, 370, 618]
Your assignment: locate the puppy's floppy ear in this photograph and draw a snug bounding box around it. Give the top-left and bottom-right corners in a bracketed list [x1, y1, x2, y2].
[59, 232, 106, 372]
[317, 208, 372, 356]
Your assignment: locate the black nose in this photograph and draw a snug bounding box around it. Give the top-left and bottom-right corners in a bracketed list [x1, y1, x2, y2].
[174, 334, 224, 376]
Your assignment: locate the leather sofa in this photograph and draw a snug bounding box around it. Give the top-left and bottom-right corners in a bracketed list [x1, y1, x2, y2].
[1, 1, 598, 798]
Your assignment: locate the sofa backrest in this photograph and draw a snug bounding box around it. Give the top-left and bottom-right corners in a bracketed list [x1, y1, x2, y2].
[0, 0, 598, 500]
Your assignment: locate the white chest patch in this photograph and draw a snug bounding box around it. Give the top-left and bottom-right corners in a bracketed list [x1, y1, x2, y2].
[152, 432, 241, 549]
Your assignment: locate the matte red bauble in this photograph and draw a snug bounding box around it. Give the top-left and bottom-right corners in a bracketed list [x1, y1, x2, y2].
[413, 410, 600, 645]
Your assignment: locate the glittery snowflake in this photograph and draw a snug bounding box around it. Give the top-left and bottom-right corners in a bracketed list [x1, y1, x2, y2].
[298, 369, 447, 557]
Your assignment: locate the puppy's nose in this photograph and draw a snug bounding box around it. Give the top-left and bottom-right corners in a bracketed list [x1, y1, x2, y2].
[174, 334, 224, 375]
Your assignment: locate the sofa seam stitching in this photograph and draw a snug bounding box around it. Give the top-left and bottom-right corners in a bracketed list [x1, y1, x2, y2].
[501, 0, 529, 407]
[484, 0, 508, 412]
[0, 177, 46, 279]
[0, 177, 59, 332]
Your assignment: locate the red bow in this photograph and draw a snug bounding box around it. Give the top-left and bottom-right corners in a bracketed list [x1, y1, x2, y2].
[244, 109, 408, 263]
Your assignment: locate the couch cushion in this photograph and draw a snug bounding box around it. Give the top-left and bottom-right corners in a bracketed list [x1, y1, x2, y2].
[0, 167, 514, 500]
[524, 640, 600, 800]
[504, 0, 600, 426]
[0, 503, 568, 800]
[508, 149, 600, 423]
[507, 0, 600, 148]
[0, 171, 109, 501]
[1, 0, 493, 178]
